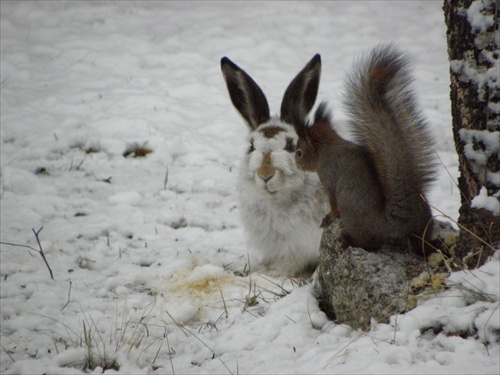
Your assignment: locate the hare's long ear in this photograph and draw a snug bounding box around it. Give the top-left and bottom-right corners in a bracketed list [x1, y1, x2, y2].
[221, 57, 270, 130]
[280, 54, 321, 125]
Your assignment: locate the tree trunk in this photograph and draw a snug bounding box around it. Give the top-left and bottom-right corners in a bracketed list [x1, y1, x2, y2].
[443, 0, 500, 268]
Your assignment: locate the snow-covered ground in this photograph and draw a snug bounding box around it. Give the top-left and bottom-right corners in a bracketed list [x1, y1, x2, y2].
[1, 1, 498, 374]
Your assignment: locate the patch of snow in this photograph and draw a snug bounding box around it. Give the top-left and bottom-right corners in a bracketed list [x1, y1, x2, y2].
[466, 0, 495, 33]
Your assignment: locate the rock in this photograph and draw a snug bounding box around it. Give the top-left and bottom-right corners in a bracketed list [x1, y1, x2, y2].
[316, 220, 456, 330]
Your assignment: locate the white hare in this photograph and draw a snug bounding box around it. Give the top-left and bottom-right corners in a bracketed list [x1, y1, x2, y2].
[221, 55, 328, 277]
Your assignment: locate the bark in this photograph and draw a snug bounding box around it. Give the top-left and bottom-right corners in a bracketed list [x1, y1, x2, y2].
[443, 0, 499, 268]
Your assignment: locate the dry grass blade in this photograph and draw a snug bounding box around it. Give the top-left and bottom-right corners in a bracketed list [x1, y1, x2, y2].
[219, 287, 229, 318]
[164, 308, 233, 374]
[162, 323, 175, 374]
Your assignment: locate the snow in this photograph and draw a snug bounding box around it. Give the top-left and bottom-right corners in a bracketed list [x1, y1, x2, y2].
[472, 187, 500, 215]
[460, 128, 500, 196]
[1, 1, 498, 374]
[467, 0, 495, 33]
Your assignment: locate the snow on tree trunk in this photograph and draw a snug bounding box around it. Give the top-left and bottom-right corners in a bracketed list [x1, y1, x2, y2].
[443, 0, 500, 268]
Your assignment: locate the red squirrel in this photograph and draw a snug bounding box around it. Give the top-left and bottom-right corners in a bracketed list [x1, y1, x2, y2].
[294, 44, 435, 254]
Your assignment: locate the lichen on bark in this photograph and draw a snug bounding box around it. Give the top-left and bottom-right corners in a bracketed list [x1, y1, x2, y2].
[316, 222, 429, 330]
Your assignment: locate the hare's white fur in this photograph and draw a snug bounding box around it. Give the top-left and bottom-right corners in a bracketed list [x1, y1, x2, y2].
[221, 55, 328, 277]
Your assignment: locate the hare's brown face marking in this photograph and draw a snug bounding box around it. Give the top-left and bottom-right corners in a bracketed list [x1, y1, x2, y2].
[259, 126, 286, 139]
[257, 152, 276, 183]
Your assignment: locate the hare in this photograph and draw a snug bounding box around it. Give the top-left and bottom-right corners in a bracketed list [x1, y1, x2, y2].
[221, 55, 328, 277]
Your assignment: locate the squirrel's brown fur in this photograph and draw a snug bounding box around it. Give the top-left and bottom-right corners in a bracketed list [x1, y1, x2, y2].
[294, 45, 435, 254]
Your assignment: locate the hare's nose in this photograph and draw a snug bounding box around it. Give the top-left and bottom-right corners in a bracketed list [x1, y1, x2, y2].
[258, 170, 275, 182]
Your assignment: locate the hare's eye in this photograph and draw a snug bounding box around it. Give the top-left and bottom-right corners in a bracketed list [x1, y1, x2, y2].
[284, 137, 295, 153]
[248, 140, 255, 154]
[295, 149, 303, 159]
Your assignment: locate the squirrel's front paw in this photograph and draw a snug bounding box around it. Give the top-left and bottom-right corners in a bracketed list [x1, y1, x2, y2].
[321, 208, 341, 228]
[320, 214, 334, 228]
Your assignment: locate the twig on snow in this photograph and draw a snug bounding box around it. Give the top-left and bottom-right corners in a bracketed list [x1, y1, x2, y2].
[0, 241, 38, 254]
[0, 227, 54, 280]
[32, 227, 54, 280]
[2, 345, 15, 363]
[61, 281, 73, 311]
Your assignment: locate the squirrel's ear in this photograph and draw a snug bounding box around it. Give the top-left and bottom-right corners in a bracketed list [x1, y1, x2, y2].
[280, 54, 321, 125]
[314, 102, 333, 124]
[221, 57, 270, 130]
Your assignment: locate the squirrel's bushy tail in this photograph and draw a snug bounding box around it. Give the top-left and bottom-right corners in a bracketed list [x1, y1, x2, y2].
[344, 44, 435, 232]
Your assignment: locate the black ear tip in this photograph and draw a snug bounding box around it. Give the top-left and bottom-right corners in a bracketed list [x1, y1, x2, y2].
[305, 53, 321, 70]
[221, 56, 239, 71]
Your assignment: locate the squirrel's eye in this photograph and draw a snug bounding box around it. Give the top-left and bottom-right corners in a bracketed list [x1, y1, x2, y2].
[295, 150, 303, 158]
[248, 140, 255, 154]
[284, 137, 295, 153]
